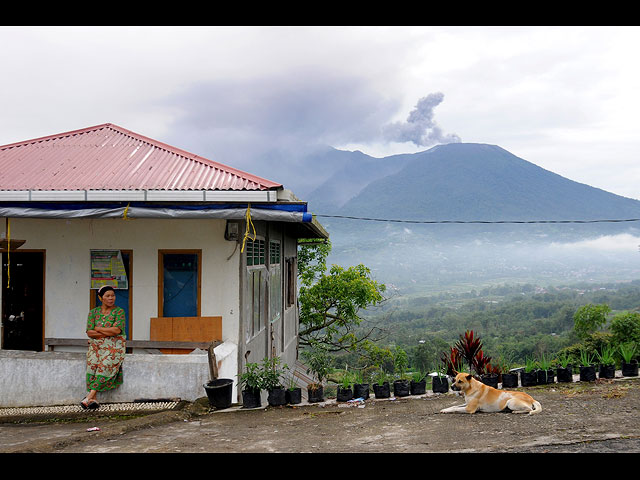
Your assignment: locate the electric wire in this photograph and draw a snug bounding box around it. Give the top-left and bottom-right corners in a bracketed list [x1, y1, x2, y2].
[314, 214, 640, 225]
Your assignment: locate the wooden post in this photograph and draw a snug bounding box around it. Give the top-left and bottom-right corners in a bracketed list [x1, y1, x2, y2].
[208, 342, 218, 380]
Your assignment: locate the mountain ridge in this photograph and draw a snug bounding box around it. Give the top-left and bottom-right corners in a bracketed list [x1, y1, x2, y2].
[306, 142, 640, 223]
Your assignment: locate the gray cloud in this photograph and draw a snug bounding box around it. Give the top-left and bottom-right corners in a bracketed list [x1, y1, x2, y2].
[162, 71, 399, 169]
[382, 92, 461, 146]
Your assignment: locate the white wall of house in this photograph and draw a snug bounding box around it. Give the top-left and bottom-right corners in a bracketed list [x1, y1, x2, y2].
[1, 216, 241, 346]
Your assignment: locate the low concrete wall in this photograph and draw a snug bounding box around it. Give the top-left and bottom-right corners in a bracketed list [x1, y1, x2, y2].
[0, 342, 238, 408]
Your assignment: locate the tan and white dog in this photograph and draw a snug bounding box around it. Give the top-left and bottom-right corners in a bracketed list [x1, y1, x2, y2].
[440, 372, 542, 415]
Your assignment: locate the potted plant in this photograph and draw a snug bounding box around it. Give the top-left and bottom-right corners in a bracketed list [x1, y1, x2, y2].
[352, 370, 370, 400]
[480, 363, 499, 389]
[238, 362, 264, 409]
[497, 355, 518, 388]
[410, 370, 427, 395]
[431, 363, 449, 393]
[392, 347, 410, 397]
[555, 352, 574, 383]
[372, 368, 391, 399]
[595, 345, 616, 379]
[285, 375, 302, 405]
[261, 357, 289, 407]
[301, 347, 332, 403]
[336, 370, 354, 402]
[520, 357, 538, 387]
[473, 348, 496, 388]
[619, 342, 638, 377]
[536, 353, 555, 384]
[578, 350, 597, 382]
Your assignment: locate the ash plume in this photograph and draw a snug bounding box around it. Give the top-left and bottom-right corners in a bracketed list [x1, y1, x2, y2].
[383, 92, 461, 147]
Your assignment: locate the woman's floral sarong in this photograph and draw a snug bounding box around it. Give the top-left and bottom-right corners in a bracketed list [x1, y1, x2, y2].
[86, 306, 126, 392]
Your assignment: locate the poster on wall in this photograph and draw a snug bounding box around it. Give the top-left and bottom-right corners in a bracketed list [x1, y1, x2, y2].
[90, 250, 128, 289]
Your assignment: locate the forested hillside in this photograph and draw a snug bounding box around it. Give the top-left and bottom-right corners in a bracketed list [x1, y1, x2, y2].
[334, 280, 640, 371]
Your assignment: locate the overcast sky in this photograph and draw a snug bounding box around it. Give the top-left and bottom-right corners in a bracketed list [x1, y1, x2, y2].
[1, 26, 639, 200]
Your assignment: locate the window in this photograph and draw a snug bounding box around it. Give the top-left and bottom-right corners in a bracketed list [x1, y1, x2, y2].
[246, 239, 266, 339]
[246, 239, 265, 266]
[269, 241, 282, 325]
[285, 257, 296, 308]
[158, 250, 201, 317]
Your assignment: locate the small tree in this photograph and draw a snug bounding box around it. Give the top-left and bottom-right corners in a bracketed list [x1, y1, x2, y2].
[609, 311, 640, 345]
[393, 347, 409, 380]
[301, 345, 332, 389]
[297, 239, 387, 352]
[573, 303, 611, 340]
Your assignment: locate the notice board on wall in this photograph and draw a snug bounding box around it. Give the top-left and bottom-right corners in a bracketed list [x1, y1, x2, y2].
[90, 250, 128, 289]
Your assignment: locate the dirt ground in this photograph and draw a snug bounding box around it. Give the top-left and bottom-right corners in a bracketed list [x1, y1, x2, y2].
[2, 376, 640, 454]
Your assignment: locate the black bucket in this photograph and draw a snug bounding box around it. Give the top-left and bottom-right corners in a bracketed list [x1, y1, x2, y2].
[204, 378, 234, 410]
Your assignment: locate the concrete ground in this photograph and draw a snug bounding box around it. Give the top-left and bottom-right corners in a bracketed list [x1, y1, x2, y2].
[2, 375, 639, 454]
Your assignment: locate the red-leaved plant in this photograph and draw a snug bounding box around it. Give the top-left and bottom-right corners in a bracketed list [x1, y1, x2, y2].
[440, 347, 464, 376]
[455, 330, 483, 374]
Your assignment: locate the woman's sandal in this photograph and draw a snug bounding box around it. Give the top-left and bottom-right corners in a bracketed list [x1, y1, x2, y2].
[80, 397, 90, 409]
[87, 401, 100, 410]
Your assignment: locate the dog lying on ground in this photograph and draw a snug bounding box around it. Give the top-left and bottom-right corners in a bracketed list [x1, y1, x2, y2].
[440, 372, 542, 415]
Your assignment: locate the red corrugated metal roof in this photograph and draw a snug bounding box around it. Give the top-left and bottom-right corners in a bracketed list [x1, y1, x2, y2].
[0, 123, 282, 192]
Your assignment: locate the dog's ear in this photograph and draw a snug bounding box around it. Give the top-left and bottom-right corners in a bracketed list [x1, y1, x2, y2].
[465, 374, 472, 381]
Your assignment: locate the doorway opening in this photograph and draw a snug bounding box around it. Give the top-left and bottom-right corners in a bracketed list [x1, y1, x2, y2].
[1, 251, 45, 351]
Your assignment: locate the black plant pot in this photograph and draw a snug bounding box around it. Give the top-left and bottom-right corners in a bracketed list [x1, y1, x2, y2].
[267, 387, 287, 406]
[545, 369, 555, 384]
[393, 379, 411, 397]
[536, 369, 554, 384]
[579, 365, 596, 382]
[307, 385, 324, 403]
[501, 372, 519, 388]
[622, 360, 639, 377]
[285, 387, 302, 404]
[373, 382, 390, 399]
[556, 366, 573, 383]
[520, 370, 537, 387]
[432, 376, 449, 393]
[481, 373, 499, 389]
[410, 379, 427, 395]
[353, 383, 370, 400]
[337, 386, 353, 402]
[242, 388, 262, 409]
[598, 364, 616, 379]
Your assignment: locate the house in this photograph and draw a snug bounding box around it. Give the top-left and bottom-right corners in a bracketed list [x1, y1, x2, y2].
[0, 123, 328, 407]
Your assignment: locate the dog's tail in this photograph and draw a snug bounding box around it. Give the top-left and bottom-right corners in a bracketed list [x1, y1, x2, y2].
[528, 401, 542, 415]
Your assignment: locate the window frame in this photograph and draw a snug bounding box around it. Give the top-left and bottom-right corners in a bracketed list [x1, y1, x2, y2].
[157, 249, 202, 318]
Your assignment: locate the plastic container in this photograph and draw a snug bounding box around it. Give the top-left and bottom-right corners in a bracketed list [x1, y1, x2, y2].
[203, 378, 234, 409]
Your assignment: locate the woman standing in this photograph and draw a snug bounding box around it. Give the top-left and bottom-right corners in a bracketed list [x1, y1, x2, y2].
[82, 285, 127, 409]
